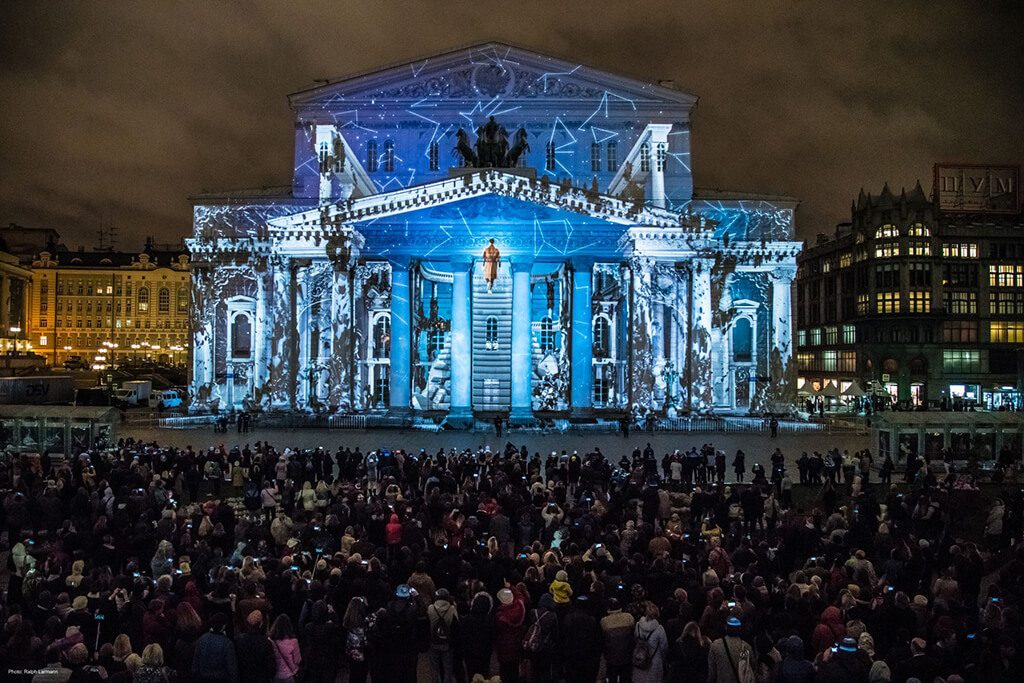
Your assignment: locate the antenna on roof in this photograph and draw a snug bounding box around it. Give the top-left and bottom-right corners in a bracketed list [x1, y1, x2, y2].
[95, 214, 118, 252]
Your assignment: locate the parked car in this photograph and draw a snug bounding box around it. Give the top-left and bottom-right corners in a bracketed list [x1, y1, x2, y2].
[149, 389, 183, 409]
[63, 356, 87, 370]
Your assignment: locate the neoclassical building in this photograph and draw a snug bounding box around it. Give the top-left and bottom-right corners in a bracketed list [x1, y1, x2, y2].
[187, 43, 800, 424]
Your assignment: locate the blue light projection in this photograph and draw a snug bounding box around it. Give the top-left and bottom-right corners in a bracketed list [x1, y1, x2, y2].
[188, 43, 800, 424]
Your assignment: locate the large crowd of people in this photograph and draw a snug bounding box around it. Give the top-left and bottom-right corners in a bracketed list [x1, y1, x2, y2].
[2, 436, 1023, 683]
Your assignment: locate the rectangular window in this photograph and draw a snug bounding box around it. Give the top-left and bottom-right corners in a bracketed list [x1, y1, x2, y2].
[824, 326, 838, 345]
[591, 142, 601, 172]
[875, 264, 899, 288]
[908, 263, 931, 287]
[796, 352, 816, 371]
[990, 264, 1024, 288]
[875, 242, 900, 258]
[943, 350, 983, 373]
[991, 291, 1024, 315]
[656, 143, 666, 172]
[839, 252, 852, 268]
[943, 321, 977, 343]
[606, 141, 617, 171]
[907, 240, 931, 256]
[383, 140, 395, 173]
[822, 350, 837, 372]
[908, 290, 931, 313]
[640, 143, 651, 172]
[943, 263, 977, 287]
[944, 291, 977, 314]
[366, 139, 378, 172]
[809, 328, 822, 345]
[428, 142, 439, 171]
[843, 324, 856, 344]
[797, 329, 806, 347]
[943, 242, 978, 258]
[856, 293, 869, 316]
[838, 351, 857, 372]
[876, 291, 901, 314]
[545, 141, 555, 171]
[990, 321, 1024, 343]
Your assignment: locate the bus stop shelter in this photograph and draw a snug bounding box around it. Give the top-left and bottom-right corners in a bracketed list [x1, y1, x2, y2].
[873, 411, 1024, 463]
[0, 405, 119, 455]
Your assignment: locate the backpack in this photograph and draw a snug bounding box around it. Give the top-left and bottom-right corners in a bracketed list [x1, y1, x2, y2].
[722, 638, 755, 683]
[633, 623, 658, 670]
[204, 460, 219, 479]
[522, 610, 553, 654]
[430, 605, 452, 648]
[345, 626, 366, 662]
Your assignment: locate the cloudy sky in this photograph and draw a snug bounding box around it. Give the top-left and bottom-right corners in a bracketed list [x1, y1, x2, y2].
[1, 0, 1021, 249]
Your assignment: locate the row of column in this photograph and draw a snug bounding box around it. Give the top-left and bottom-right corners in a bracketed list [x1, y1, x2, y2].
[0, 273, 10, 333]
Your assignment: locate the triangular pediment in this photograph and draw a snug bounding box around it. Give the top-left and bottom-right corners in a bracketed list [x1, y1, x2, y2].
[289, 41, 697, 109]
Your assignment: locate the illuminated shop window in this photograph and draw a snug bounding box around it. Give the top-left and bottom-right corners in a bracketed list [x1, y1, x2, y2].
[943, 350, 982, 373]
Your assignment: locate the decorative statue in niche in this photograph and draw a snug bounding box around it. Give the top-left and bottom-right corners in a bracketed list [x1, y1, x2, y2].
[483, 239, 500, 292]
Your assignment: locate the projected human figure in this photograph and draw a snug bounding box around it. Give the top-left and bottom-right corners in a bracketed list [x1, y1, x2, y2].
[482, 239, 501, 292]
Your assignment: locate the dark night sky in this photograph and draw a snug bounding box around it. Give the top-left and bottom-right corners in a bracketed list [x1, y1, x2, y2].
[1, 1, 1022, 250]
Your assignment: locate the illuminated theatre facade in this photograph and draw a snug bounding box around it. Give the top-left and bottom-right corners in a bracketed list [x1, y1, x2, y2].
[187, 43, 801, 425]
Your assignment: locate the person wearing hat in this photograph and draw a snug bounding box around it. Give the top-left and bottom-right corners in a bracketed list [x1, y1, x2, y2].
[817, 636, 870, 682]
[549, 569, 573, 607]
[494, 585, 526, 683]
[707, 616, 754, 683]
[427, 587, 458, 683]
[382, 584, 422, 683]
[776, 634, 814, 683]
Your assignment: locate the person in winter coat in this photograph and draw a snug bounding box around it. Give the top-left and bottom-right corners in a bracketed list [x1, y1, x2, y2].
[548, 570, 573, 606]
[707, 617, 755, 683]
[775, 635, 815, 683]
[301, 600, 343, 683]
[602, 598, 636, 683]
[269, 613, 302, 683]
[297, 481, 316, 512]
[458, 592, 495, 679]
[386, 512, 404, 554]
[427, 587, 459, 683]
[233, 611, 275, 683]
[669, 621, 709, 683]
[382, 585, 422, 683]
[985, 498, 1005, 549]
[811, 606, 846, 655]
[561, 596, 602, 683]
[191, 612, 239, 683]
[633, 602, 669, 683]
[494, 585, 526, 683]
[526, 593, 560, 683]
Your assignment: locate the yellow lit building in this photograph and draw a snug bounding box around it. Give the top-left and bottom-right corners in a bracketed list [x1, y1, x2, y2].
[0, 249, 32, 353]
[27, 249, 191, 367]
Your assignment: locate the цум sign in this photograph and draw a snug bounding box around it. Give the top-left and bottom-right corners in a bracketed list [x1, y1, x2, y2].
[934, 164, 1019, 214]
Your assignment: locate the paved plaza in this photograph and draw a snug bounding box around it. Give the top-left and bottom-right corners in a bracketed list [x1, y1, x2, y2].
[121, 424, 871, 471]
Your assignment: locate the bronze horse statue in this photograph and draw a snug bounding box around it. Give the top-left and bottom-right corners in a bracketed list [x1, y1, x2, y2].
[506, 127, 530, 167]
[453, 128, 477, 167]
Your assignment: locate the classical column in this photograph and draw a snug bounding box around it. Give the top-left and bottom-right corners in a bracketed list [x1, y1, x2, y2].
[388, 257, 413, 415]
[294, 263, 313, 411]
[770, 267, 797, 404]
[447, 258, 473, 427]
[510, 259, 534, 424]
[0, 274, 10, 333]
[689, 258, 714, 411]
[651, 271, 666, 405]
[570, 258, 594, 415]
[327, 231, 361, 412]
[628, 257, 656, 413]
[189, 266, 216, 411]
[254, 267, 270, 405]
[268, 257, 293, 409]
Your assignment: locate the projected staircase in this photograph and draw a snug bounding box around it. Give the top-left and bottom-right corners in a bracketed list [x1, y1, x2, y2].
[471, 268, 512, 412]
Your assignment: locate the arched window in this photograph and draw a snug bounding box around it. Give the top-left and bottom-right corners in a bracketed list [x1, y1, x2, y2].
[907, 223, 931, 237]
[882, 358, 899, 374]
[593, 315, 611, 358]
[485, 315, 499, 350]
[158, 288, 170, 314]
[371, 312, 390, 359]
[539, 316, 555, 351]
[137, 287, 149, 312]
[366, 140, 378, 172]
[875, 224, 899, 239]
[383, 140, 395, 172]
[733, 318, 753, 362]
[909, 356, 928, 375]
[230, 314, 252, 358]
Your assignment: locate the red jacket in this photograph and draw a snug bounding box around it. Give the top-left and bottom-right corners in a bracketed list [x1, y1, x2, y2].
[494, 587, 527, 663]
[386, 513, 403, 545]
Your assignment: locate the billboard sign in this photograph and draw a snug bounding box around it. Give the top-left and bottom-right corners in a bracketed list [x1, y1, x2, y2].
[934, 164, 1019, 214]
